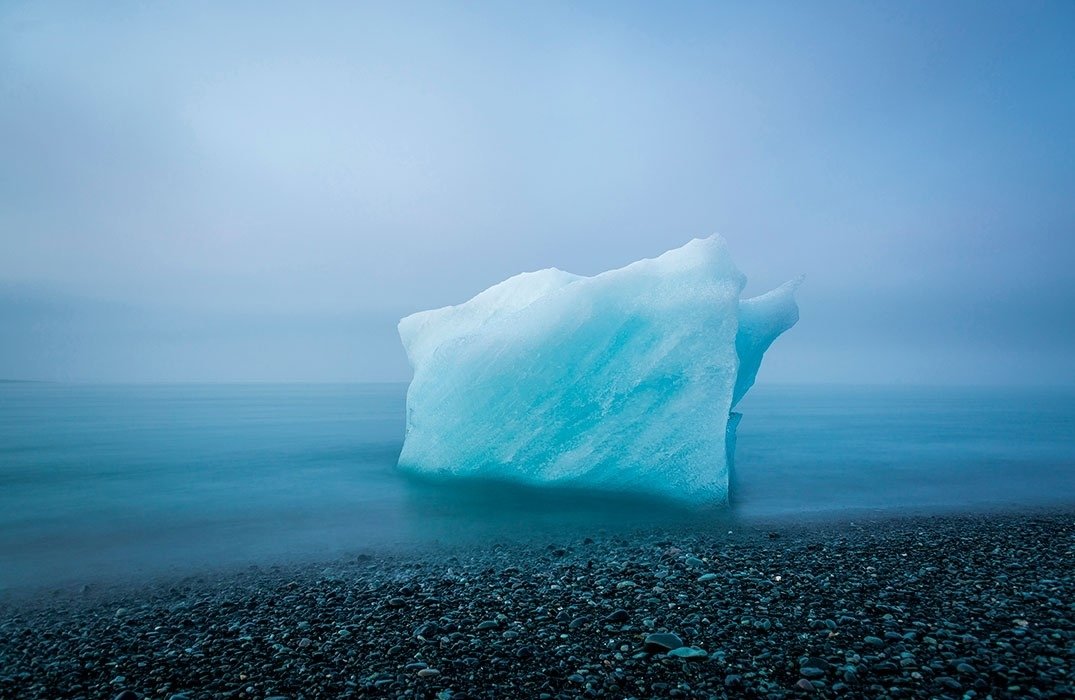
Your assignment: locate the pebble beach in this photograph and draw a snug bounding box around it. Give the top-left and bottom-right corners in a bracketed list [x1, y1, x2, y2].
[2, 509, 1073, 699]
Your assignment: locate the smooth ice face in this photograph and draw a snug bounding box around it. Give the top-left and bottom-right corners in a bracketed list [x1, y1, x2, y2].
[397, 236, 799, 504]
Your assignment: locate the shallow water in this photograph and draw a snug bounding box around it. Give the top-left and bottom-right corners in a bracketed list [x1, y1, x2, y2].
[1, 382, 1073, 590]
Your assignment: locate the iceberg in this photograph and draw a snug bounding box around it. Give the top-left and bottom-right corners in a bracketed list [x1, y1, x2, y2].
[397, 236, 799, 504]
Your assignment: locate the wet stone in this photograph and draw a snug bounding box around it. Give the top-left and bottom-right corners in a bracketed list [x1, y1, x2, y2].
[644, 632, 685, 652]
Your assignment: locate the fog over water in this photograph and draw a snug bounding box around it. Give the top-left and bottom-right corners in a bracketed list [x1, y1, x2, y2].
[2, 2, 1074, 385]
[3, 382, 1073, 590]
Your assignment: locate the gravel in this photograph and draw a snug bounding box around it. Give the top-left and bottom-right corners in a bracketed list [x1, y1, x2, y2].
[1, 510, 1073, 699]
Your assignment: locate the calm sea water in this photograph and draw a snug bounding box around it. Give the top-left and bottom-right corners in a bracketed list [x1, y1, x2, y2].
[2, 382, 1073, 590]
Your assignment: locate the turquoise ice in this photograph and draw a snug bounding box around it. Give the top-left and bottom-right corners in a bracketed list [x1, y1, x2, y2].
[397, 236, 800, 504]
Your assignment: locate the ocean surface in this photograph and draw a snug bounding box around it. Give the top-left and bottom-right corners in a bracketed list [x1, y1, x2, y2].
[2, 382, 1073, 591]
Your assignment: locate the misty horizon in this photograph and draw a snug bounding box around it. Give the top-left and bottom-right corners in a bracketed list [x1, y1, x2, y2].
[3, 2, 1074, 386]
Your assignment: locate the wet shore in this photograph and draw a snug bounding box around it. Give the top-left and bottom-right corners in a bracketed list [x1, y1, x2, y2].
[2, 509, 1073, 699]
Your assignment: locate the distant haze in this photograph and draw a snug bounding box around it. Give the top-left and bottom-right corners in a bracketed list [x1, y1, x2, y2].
[2, 1, 1073, 385]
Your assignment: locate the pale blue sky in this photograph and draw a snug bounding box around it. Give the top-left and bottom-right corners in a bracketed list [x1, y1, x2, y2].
[2, 1, 1073, 384]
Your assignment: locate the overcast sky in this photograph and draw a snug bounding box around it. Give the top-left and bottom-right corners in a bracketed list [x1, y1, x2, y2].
[2, 1, 1073, 384]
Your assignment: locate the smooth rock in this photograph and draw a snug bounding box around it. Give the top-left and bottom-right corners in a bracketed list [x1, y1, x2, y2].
[568, 616, 592, 629]
[414, 622, 439, 637]
[644, 632, 684, 652]
[936, 676, 962, 690]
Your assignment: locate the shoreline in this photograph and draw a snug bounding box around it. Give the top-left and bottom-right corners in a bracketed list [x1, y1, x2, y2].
[2, 508, 1073, 698]
[5, 499, 1069, 600]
